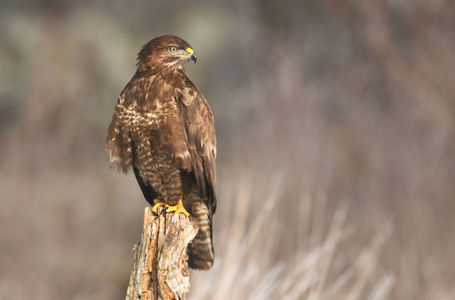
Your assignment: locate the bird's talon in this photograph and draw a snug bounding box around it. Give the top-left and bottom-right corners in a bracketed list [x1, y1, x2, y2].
[152, 199, 168, 213]
[166, 198, 190, 217]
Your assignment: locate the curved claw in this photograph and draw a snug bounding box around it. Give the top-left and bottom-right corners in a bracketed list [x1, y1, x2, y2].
[152, 199, 168, 213]
[166, 198, 190, 217]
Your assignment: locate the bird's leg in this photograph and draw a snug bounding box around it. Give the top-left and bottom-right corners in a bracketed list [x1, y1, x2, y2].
[152, 199, 168, 213]
[165, 196, 190, 217]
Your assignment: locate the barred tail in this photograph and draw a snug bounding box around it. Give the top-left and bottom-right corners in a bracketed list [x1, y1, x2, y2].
[187, 201, 215, 270]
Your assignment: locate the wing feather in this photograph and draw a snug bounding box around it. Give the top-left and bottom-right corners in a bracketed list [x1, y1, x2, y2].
[177, 83, 217, 213]
[106, 75, 146, 174]
[106, 94, 133, 173]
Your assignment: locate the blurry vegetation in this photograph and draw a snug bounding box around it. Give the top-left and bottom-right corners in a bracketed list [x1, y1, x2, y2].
[1, 0, 454, 299]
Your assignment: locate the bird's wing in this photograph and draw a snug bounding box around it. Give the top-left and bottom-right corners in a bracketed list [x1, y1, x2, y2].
[177, 82, 217, 214]
[106, 74, 148, 174]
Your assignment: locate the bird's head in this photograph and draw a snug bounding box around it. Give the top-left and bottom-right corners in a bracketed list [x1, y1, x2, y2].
[137, 35, 197, 72]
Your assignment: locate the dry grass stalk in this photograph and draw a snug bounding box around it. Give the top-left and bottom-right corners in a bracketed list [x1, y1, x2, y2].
[126, 207, 198, 300]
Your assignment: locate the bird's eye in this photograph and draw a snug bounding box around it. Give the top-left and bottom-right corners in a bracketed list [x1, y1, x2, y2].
[169, 46, 178, 53]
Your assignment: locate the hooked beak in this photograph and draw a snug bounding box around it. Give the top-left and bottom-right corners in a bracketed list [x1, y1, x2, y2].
[187, 47, 197, 63]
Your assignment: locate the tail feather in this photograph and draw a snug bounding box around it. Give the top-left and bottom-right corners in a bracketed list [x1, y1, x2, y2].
[188, 201, 214, 270]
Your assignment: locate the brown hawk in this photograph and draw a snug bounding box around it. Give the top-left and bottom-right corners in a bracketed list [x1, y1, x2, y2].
[106, 35, 216, 270]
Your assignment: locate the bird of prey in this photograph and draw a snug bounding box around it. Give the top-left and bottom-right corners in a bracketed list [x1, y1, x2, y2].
[106, 35, 217, 270]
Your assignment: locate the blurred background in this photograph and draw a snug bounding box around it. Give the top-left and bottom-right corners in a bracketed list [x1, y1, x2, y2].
[1, 0, 455, 299]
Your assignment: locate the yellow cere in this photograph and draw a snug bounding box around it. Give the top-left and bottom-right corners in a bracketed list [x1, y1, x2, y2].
[187, 47, 194, 55]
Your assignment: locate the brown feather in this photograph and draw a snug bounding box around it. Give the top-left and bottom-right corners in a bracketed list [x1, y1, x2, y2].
[106, 35, 217, 270]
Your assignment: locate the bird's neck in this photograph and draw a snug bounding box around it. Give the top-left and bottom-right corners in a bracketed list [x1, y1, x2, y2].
[138, 64, 188, 78]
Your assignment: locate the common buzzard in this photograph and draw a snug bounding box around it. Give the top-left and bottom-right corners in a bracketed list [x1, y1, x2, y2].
[106, 35, 216, 270]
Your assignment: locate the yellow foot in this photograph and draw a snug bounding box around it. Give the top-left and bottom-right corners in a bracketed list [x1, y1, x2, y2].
[166, 198, 190, 217]
[152, 199, 168, 213]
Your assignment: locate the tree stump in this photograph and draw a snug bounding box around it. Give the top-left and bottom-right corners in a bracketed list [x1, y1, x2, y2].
[126, 207, 198, 300]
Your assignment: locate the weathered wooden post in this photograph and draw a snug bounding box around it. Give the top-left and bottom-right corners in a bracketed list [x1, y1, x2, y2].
[126, 207, 198, 300]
